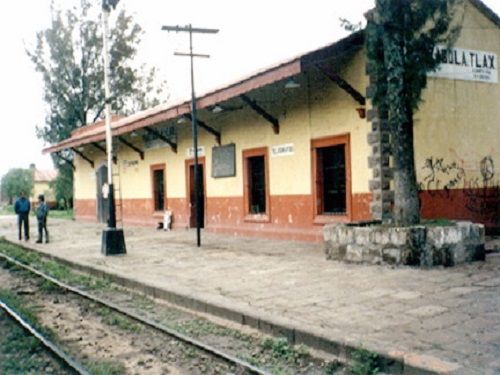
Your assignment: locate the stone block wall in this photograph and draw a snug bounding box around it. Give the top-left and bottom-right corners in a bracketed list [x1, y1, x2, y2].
[324, 221, 485, 267]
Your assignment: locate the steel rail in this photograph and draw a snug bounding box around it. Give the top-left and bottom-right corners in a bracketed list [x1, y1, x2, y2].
[0, 251, 272, 375]
[0, 298, 91, 375]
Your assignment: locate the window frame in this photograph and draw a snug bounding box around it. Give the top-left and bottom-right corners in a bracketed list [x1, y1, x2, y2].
[243, 147, 271, 223]
[311, 134, 352, 224]
[150, 163, 166, 214]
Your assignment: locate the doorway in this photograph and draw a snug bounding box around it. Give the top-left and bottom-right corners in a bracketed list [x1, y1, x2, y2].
[312, 134, 351, 219]
[186, 159, 205, 228]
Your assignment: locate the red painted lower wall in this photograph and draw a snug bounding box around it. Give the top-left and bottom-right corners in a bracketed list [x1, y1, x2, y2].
[74, 199, 96, 222]
[420, 187, 499, 230]
[74, 187, 499, 241]
[74, 193, 372, 242]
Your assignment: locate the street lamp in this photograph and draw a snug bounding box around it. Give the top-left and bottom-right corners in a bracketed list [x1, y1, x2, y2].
[101, 0, 126, 255]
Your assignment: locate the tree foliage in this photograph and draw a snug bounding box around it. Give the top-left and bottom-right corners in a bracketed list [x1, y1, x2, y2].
[27, 0, 166, 205]
[1, 169, 34, 204]
[366, 0, 460, 225]
[50, 163, 73, 209]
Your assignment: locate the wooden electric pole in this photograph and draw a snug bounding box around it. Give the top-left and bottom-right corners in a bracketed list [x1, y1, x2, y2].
[162, 24, 218, 247]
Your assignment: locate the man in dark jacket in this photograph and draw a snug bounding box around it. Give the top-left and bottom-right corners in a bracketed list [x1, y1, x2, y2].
[14, 191, 30, 241]
[35, 194, 49, 244]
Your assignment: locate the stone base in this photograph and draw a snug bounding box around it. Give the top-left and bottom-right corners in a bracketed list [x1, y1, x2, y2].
[324, 221, 485, 267]
[101, 228, 127, 256]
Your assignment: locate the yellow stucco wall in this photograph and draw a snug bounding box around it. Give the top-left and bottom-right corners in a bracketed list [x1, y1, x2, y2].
[414, 2, 500, 189]
[74, 49, 370, 202]
[205, 49, 370, 197]
[74, 149, 101, 200]
[31, 181, 55, 203]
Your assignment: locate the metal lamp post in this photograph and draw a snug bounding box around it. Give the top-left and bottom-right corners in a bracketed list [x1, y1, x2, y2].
[101, 0, 126, 255]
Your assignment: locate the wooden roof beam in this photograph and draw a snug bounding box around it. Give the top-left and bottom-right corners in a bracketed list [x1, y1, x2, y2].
[240, 94, 279, 134]
[144, 127, 177, 153]
[92, 142, 117, 164]
[118, 136, 144, 160]
[183, 114, 221, 145]
[317, 65, 365, 106]
[71, 148, 94, 168]
[56, 152, 75, 171]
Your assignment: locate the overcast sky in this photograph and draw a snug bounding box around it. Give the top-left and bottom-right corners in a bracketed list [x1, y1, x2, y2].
[0, 0, 498, 179]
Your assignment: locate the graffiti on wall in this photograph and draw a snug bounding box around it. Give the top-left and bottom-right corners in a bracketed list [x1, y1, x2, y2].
[419, 157, 466, 195]
[464, 156, 500, 221]
[418, 156, 500, 222]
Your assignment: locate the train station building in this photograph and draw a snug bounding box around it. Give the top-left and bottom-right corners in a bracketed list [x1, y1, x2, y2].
[44, 0, 499, 241]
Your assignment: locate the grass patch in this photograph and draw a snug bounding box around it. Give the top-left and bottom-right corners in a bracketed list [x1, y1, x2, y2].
[173, 317, 247, 340]
[83, 360, 126, 375]
[260, 337, 309, 364]
[48, 209, 74, 220]
[0, 205, 15, 215]
[422, 218, 455, 227]
[325, 360, 342, 374]
[0, 289, 49, 337]
[0, 313, 51, 374]
[238, 337, 312, 375]
[350, 348, 381, 375]
[0, 205, 73, 220]
[95, 306, 142, 333]
[129, 293, 156, 311]
[0, 238, 112, 292]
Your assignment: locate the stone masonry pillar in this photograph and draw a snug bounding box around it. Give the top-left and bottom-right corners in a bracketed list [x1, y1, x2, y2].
[366, 65, 394, 222]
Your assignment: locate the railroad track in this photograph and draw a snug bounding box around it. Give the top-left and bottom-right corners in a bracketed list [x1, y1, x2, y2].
[0, 251, 272, 375]
[0, 297, 91, 375]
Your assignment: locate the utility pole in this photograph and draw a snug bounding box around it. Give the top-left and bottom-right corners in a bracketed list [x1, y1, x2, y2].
[101, 0, 126, 255]
[162, 24, 218, 247]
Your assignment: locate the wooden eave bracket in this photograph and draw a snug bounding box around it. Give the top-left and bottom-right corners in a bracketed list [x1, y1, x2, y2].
[239, 94, 279, 134]
[118, 136, 144, 160]
[183, 114, 221, 145]
[144, 127, 177, 153]
[56, 152, 75, 170]
[92, 142, 117, 164]
[316, 65, 366, 106]
[71, 148, 94, 168]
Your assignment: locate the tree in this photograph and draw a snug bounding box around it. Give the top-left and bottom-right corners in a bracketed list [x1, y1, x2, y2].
[366, 0, 460, 226]
[50, 163, 73, 210]
[1, 169, 34, 205]
[27, 0, 166, 202]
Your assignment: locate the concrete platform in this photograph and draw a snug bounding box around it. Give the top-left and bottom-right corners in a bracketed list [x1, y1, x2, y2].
[0, 216, 498, 374]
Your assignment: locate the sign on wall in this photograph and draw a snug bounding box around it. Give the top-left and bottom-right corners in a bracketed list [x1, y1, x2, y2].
[271, 143, 294, 157]
[212, 143, 236, 178]
[429, 46, 498, 83]
[186, 146, 205, 158]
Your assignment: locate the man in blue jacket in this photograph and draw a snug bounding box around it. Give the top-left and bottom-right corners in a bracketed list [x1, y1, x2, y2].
[14, 191, 30, 241]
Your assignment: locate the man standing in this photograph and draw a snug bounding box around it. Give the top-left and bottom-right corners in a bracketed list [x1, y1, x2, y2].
[35, 194, 49, 244]
[14, 191, 30, 241]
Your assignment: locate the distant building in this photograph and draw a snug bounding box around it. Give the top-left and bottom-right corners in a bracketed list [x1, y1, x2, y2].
[30, 164, 58, 208]
[44, 0, 499, 240]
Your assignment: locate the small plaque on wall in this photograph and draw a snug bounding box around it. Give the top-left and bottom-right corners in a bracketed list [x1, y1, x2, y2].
[212, 143, 236, 178]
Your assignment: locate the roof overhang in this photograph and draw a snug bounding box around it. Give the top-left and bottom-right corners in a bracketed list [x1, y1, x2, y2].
[43, 31, 365, 155]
